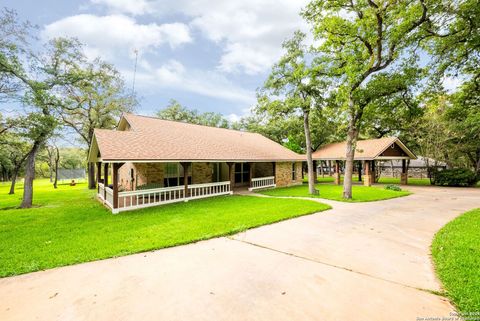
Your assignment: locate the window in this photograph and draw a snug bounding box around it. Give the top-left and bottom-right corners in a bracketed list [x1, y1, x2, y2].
[292, 163, 296, 181]
[234, 163, 250, 185]
[164, 163, 191, 187]
[212, 162, 222, 182]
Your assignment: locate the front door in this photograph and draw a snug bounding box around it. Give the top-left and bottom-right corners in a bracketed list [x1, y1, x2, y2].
[234, 163, 250, 186]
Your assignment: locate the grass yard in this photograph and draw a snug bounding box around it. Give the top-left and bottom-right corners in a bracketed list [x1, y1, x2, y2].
[431, 209, 480, 313]
[0, 179, 330, 277]
[259, 183, 411, 202]
[306, 176, 479, 187]
[378, 177, 432, 186]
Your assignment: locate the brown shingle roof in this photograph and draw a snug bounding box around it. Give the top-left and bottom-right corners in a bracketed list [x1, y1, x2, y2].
[312, 137, 416, 160]
[92, 113, 304, 162]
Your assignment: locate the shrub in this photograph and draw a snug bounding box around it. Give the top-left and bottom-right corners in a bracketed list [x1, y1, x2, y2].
[385, 184, 402, 191]
[433, 168, 479, 187]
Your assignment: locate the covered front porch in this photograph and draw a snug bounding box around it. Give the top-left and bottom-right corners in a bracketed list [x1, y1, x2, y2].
[94, 161, 277, 213]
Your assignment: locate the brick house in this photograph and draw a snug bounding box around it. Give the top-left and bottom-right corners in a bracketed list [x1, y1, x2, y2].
[88, 113, 303, 213]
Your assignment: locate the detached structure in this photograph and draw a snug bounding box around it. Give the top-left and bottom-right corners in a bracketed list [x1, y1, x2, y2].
[88, 113, 303, 213]
[312, 137, 416, 186]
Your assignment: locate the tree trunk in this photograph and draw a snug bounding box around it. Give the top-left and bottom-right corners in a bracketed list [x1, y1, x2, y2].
[303, 109, 318, 195]
[476, 147, 480, 176]
[9, 168, 19, 195]
[53, 146, 59, 189]
[342, 109, 358, 199]
[20, 142, 41, 208]
[88, 162, 96, 189]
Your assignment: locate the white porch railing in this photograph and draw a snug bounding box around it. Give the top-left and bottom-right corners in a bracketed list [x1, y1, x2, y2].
[105, 186, 114, 208]
[118, 185, 185, 212]
[110, 181, 232, 213]
[188, 181, 231, 200]
[98, 182, 105, 201]
[248, 176, 276, 191]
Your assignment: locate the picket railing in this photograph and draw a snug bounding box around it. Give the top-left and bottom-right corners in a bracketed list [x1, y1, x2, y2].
[248, 176, 276, 191]
[188, 181, 231, 200]
[117, 185, 186, 212]
[108, 181, 232, 213]
[105, 186, 114, 208]
[98, 182, 105, 201]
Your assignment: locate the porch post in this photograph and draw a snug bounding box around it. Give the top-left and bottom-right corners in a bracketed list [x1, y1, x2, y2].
[313, 160, 318, 183]
[248, 162, 254, 187]
[96, 162, 101, 192]
[358, 161, 362, 182]
[227, 163, 234, 190]
[112, 163, 123, 212]
[364, 160, 372, 186]
[334, 160, 341, 185]
[103, 162, 109, 200]
[272, 162, 276, 184]
[401, 159, 408, 185]
[181, 162, 191, 198]
[372, 160, 376, 183]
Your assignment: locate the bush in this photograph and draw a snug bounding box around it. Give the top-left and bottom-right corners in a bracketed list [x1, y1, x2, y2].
[433, 168, 479, 187]
[385, 184, 402, 191]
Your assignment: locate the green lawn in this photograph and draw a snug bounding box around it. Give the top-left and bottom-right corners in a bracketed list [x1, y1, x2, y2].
[378, 177, 432, 186]
[0, 179, 329, 277]
[432, 209, 480, 313]
[306, 176, 479, 187]
[258, 183, 411, 202]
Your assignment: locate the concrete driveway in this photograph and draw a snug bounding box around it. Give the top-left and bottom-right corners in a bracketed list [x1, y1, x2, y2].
[1, 186, 479, 321]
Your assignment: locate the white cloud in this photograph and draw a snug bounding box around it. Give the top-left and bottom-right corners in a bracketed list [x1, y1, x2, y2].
[153, 0, 310, 75]
[42, 14, 191, 59]
[90, 0, 309, 75]
[90, 0, 153, 15]
[131, 60, 255, 104]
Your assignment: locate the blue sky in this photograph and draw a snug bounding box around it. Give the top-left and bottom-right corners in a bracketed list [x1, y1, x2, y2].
[4, 0, 309, 121]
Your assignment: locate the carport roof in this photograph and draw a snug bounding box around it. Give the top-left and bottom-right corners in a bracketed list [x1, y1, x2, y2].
[312, 137, 416, 161]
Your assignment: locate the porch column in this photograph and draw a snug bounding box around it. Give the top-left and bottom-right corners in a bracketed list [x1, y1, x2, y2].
[401, 159, 408, 185]
[272, 162, 276, 183]
[181, 162, 191, 198]
[248, 162, 254, 187]
[96, 162, 101, 192]
[112, 163, 123, 212]
[372, 160, 376, 183]
[103, 162, 109, 200]
[334, 160, 341, 185]
[227, 162, 234, 190]
[313, 160, 318, 183]
[358, 161, 362, 182]
[364, 160, 372, 187]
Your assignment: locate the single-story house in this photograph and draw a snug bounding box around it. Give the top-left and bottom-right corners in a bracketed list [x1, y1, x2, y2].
[312, 137, 417, 186]
[88, 113, 304, 213]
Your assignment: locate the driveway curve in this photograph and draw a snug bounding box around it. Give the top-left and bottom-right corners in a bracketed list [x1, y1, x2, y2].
[0, 185, 479, 321]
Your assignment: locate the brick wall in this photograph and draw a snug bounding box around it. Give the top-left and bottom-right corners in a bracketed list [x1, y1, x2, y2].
[192, 162, 213, 184]
[275, 162, 303, 187]
[118, 162, 164, 191]
[254, 162, 274, 177]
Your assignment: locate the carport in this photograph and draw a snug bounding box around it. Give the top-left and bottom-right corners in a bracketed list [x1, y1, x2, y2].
[312, 137, 417, 186]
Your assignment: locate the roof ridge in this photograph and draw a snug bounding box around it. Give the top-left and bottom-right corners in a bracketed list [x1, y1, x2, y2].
[123, 112, 258, 135]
